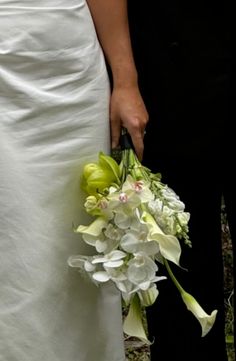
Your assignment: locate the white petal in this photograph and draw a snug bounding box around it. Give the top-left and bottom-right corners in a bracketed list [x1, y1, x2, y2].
[104, 259, 124, 268]
[84, 261, 96, 272]
[116, 281, 128, 293]
[92, 257, 107, 264]
[139, 281, 151, 290]
[138, 241, 159, 256]
[120, 233, 139, 253]
[109, 250, 127, 260]
[82, 234, 97, 247]
[92, 271, 110, 282]
[114, 212, 131, 229]
[96, 239, 107, 253]
[67, 256, 85, 268]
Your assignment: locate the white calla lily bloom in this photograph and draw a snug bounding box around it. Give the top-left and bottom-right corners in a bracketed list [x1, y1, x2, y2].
[138, 285, 160, 307]
[141, 211, 181, 266]
[181, 291, 218, 337]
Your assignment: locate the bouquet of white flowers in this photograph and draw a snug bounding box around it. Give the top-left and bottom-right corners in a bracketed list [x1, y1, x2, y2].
[68, 130, 217, 343]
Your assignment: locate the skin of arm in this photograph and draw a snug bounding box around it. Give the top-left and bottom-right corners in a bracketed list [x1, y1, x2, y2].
[86, 0, 148, 160]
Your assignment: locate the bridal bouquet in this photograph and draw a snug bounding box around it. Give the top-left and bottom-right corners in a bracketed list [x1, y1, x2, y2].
[68, 130, 217, 343]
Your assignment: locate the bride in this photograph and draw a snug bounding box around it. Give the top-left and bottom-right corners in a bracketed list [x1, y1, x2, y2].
[0, 0, 148, 360]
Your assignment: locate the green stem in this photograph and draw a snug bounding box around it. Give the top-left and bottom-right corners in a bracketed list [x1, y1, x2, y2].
[163, 257, 185, 294]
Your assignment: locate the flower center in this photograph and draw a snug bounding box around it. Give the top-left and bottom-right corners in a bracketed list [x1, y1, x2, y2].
[134, 181, 143, 193]
[119, 192, 128, 203]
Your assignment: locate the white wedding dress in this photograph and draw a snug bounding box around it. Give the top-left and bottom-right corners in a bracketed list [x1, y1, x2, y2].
[0, 1, 125, 360]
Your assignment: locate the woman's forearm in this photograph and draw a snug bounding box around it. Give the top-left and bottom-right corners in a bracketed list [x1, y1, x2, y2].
[87, 0, 148, 160]
[86, 0, 138, 88]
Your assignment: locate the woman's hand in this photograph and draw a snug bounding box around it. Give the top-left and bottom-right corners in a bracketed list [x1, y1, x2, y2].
[87, 0, 148, 160]
[110, 85, 149, 161]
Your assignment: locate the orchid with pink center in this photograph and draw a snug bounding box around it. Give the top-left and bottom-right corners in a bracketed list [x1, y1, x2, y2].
[122, 175, 154, 203]
[107, 175, 153, 215]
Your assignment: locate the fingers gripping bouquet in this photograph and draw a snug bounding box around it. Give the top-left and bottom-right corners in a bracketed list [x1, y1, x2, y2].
[68, 130, 217, 343]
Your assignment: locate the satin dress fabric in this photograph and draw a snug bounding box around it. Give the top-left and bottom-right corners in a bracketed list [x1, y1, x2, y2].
[0, 1, 125, 360]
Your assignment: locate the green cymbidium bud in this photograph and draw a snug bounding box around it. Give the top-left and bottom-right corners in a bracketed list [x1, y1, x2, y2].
[81, 153, 121, 195]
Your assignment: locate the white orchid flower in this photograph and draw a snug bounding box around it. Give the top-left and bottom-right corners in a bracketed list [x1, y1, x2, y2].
[122, 175, 154, 203]
[92, 250, 127, 268]
[127, 252, 159, 290]
[116, 279, 140, 305]
[82, 232, 119, 254]
[114, 211, 135, 229]
[181, 291, 218, 337]
[75, 217, 111, 252]
[120, 232, 159, 256]
[92, 266, 127, 284]
[108, 189, 141, 215]
[105, 267, 127, 282]
[107, 175, 153, 217]
[91, 250, 127, 283]
[141, 211, 181, 266]
[113, 207, 143, 231]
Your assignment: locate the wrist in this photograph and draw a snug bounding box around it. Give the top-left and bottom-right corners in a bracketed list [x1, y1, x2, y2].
[110, 60, 138, 89]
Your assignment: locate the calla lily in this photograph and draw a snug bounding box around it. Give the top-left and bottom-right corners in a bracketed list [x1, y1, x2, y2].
[75, 216, 107, 237]
[181, 291, 218, 337]
[141, 211, 181, 266]
[164, 258, 218, 337]
[123, 295, 150, 344]
[138, 285, 159, 307]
